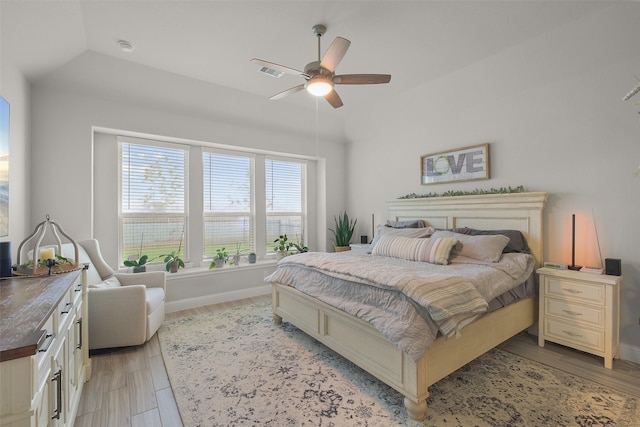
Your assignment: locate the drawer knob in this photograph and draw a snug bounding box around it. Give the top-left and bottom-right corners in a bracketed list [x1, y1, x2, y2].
[563, 288, 583, 294]
[562, 330, 583, 338]
[61, 302, 73, 314]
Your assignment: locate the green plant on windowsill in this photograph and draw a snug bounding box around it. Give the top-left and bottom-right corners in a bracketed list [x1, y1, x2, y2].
[209, 247, 229, 269]
[291, 234, 309, 254]
[123, 232, 150, 272]
[273, 234, 294, 257]
[163, 250, 185, 273]
[162, 229, 185, 273]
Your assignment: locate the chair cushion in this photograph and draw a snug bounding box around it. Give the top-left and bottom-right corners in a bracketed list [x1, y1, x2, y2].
[89, 276, 122, 289]
[145, 287, 165, 314]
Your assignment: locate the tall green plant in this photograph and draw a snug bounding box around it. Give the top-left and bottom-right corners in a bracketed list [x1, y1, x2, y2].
[329, 212, 357, 247]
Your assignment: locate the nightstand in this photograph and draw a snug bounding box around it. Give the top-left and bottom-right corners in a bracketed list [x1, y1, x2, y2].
[537, 267, 622, 369]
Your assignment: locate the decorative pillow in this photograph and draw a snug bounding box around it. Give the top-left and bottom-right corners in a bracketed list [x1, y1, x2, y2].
[89, 276, 122, 289]
[385, 219, 426, 229]
[430, 230, 509, 262]
[370, 225, 435, 247]
[465, 229, 530, 253]
[372, 234, 458, 265]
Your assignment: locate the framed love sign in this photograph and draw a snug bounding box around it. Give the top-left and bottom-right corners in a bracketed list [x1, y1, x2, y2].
[421, 143, 490, 185]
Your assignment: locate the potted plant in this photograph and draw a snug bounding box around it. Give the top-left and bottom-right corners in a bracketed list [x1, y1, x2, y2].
[123, 232, 149, 272]
[329, 211, 357, 252]
[209, 247, 228, 269]
[230, 242, 242, 266]
[124, 254, 149, 273]
[163, 250, 184, 273]
[292, 233, 309, 254]
[162, 228, 185, 273]
[273, 234, 293, 257]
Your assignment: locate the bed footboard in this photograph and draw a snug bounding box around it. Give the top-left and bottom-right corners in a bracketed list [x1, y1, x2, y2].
[272, 282, 536, 420]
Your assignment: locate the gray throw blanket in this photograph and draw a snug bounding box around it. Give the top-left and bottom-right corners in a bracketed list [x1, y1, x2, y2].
[268, 252, 488, 339]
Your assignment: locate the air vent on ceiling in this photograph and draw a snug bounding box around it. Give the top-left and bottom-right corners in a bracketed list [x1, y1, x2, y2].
[257, 66, 284, 78]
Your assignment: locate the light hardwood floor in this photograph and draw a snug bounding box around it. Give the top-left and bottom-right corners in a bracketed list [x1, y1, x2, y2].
[75, 296, 640, 426]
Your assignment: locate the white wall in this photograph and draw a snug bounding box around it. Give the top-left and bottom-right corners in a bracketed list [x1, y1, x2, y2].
[29, 54, 347, 308]
[345, 4, 640, 360]
[0, 54, 31, 261]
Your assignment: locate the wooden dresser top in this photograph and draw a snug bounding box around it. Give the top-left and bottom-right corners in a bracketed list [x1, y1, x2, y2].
[0, 270, 82, 362]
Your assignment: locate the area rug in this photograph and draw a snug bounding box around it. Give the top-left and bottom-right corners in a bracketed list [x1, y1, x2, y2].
[158, 298, 639, 426]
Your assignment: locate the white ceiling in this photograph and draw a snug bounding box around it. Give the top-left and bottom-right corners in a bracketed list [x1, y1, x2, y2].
[1, 1, 612, 114]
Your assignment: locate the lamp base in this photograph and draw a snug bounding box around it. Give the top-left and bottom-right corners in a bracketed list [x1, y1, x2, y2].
[568, 265, 583, 271]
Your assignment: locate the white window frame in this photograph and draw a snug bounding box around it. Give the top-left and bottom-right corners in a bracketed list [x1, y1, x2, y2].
[115, 136, 310, 268]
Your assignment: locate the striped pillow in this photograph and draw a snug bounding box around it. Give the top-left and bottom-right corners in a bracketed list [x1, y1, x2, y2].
[372, 234, 458, 265]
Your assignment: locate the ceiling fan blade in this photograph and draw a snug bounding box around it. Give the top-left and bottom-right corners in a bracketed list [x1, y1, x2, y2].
[320, 37, 351, 73]
[334, 74, 391, 85]
[269, 84, 306, 100]
[324, 90, 344, 109]
[250, 58, 307, 78]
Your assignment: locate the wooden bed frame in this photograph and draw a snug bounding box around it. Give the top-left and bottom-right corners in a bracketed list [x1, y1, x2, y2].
[272, 192, 548, 420]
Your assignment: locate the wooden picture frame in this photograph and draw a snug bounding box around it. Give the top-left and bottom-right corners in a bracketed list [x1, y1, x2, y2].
[421, 143, 490, 185]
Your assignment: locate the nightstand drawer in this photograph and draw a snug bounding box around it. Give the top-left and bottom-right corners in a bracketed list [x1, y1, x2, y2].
[546, 278, 605, 305]
[544, 318, 604, 353]
[544, 298, 604, 328]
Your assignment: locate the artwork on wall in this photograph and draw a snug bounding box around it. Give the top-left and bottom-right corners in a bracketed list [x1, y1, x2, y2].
[421, 143, 490, 185]
[0, 97, 9, 237]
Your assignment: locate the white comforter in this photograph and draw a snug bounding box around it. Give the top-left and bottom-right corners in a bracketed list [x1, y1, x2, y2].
[265, 251, 535, 361]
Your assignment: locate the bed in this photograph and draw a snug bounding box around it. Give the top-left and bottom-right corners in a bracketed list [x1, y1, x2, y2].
[269, 192, 547, 420]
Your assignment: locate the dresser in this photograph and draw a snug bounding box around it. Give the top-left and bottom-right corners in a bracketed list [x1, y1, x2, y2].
[0, 268, 91, 427]
[537, 267, 621, 369]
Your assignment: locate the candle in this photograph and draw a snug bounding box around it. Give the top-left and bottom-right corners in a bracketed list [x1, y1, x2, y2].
[40, 247, 55, 261]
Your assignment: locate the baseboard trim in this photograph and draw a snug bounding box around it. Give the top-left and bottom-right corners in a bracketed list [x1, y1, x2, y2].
[166, 285, 271, 313]
[618, 342, 640, 365]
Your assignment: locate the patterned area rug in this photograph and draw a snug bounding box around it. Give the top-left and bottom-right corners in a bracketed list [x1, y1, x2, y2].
[158, 298, 639, 426]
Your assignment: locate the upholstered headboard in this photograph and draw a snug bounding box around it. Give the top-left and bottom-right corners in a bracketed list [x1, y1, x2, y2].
[386, 192, 548, 265]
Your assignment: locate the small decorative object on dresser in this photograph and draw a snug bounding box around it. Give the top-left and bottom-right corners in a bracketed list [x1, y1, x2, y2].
[537, 267, 622, 369]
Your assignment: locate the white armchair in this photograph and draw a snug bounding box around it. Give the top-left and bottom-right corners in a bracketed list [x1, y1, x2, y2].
[71, 239, 166, 350]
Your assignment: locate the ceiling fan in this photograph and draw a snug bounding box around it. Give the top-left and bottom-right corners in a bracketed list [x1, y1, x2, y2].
[251, 24, 391, 109]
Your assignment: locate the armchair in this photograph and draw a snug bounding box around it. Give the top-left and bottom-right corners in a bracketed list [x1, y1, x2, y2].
[70, 239, 166, 350]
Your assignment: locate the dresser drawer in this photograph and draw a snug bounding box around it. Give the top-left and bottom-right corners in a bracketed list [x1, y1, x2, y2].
[546, 278, 605, 305]
[544, 297, 604, 328]
[543, 317, 604, 353]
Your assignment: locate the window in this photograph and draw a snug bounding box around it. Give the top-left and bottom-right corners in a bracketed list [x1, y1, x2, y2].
[119, 140, 188, 264]
[266, 159, 305, 253]
[203, 151, 253, 257]
[117, 137, 308, 267]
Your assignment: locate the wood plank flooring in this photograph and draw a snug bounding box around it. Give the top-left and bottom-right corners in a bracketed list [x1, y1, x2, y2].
[75, 296, 640, 426]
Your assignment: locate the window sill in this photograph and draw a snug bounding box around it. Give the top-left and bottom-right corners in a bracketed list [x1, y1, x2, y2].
[164, 259, 279, 281]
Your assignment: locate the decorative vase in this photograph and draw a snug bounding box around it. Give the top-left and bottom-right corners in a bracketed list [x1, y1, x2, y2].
[170, 260, 179, 273]
[133, 265, 146, 273]
[248, 252, 257, 264]
[334, 245, 351, 252]
[232, 254, 240, 266]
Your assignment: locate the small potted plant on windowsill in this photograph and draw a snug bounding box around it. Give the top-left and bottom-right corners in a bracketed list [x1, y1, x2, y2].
[124, 255, 150, 273]
[163, 251, 184, 273]
[123, 232, 150, 272]
[209, 247, 228, 269]
[162, 228, 185, 273]
[273, 234, 294, 258]
[329, 211, 357, 252]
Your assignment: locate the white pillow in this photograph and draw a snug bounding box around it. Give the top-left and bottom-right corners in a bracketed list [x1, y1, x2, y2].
[370, 225, 434, 247]
[89, 276, 122, 289]
[372, 234, 458, 265]
[430, 230, 509, 262]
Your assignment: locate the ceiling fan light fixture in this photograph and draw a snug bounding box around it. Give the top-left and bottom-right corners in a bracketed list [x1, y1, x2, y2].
[305, 76, 334, 96]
